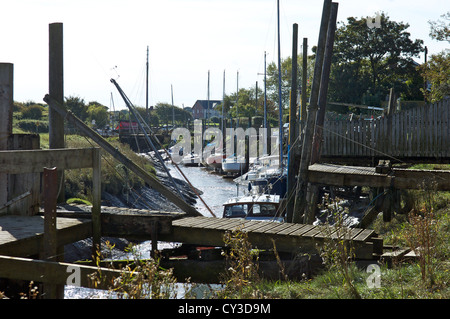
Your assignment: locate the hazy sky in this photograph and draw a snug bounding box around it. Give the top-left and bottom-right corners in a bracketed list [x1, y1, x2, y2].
[2, 0, 449, 110]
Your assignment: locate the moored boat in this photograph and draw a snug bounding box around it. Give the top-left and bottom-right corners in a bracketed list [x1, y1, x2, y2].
[222, 194, 284, 222]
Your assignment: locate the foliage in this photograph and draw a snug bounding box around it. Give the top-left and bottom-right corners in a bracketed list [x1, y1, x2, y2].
[266, 55, 314, 111]
[87, 102, 109, 129]
[16, 119, 49, 133]
[217, 228, 261, 298]
[110, 255, 179, 299]
[330, 12, 424, 105]
[419, 51, 450, 103]
[154, 102, 192, 126]
[429, 12, 450, 43]
[65, 96, 89, 121]
[63, 134, 156, 201]
[316, 194, 361, 299]
[21, 104, 45, 119]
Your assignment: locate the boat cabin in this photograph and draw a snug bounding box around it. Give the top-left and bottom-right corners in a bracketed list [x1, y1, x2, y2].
[222, 194, 284, 222]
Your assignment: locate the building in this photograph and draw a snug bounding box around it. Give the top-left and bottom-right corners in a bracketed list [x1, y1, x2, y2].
[192, 100, 222, 120]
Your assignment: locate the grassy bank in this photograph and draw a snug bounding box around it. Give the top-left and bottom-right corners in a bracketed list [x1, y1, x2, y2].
[30, 132, 156, 203]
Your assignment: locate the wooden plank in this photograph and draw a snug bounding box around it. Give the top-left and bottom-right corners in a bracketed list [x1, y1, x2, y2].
[289, 224, 315, 237]
[240, 220, 269, 233]
[172, 216, 209, 227]
[301, 226, 323, 238]
[275, 224, 307, 236]
[0, 254, 126, 291]
[0, 148, 95, 174]
[264, 222, 297, 235]
[352, 228, 375, 242]
[0, 216, 92, 257]
[250, 222, 284, 234]
[204, 218, 242, 230]
[100, 212, 173, 238]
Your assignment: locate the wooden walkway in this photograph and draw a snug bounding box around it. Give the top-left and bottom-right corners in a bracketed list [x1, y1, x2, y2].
[0, 215, 92, 257]
[308, 163, 450, 191]
[159, 216, 383, 259]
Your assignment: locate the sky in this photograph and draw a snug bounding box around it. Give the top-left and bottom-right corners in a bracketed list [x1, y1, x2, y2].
[1, 0, 449, 110]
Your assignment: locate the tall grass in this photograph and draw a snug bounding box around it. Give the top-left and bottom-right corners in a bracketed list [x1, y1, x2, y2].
[63, 134, 156, 202]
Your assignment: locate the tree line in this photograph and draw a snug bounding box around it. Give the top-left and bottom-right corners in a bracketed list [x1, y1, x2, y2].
[216, 11, 449, 122]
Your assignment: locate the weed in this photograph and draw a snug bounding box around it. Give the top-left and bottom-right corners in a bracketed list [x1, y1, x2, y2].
[217, 227, 261, 298]
[316, 194, 361, 299]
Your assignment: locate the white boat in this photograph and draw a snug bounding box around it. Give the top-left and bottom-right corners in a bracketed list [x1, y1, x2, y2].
[234, 155, 287, 196]
[205, 153, 226, 169]
[181, 153, 200, 166]
[222, 155, 246, 173]
[222, 194, 284, 222]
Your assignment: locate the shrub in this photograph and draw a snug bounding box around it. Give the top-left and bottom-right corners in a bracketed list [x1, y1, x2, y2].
[22, 104, 44, 119]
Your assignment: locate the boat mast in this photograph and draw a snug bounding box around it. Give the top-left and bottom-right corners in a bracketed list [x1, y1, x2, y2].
[277, 0, 283, 169]
[146, 46, 149, 122]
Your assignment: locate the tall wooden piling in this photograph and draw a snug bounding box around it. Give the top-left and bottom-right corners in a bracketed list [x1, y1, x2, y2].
[292, 0, 332, 224]
[300, 38, 308, 131]
[305, 2, 339, 224]
[49, 23, 65, 203]
[0, 63, 13, 209]
[286, 23, 299, 223]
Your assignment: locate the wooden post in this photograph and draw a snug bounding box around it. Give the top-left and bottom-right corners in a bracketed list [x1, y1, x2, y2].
[293, 0, 332, 224]
[300, 38, 308, 132]
[49, 23, 65, 203]
[0, 63, 13, 209]
[42, 167, 58, 262]
[304, 2, 338, 225]
[311, 2, 338, 165]
[42, 167, 63, 298]
[286, 23, 299, 223]
[91, 148, 101, 254]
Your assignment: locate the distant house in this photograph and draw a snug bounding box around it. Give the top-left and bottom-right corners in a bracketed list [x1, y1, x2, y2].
[192, 100, 222, 120]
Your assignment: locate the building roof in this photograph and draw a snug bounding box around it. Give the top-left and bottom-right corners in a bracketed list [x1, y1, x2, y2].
[194, 100, 222, 110]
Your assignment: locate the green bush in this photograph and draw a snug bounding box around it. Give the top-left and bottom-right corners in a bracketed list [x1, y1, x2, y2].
[16, 119, 49, 133]
[22, 104, 45, 119]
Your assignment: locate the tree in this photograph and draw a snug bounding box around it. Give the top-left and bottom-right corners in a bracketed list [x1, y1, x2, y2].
[266, 55, 314, 111]
[429, 12, 450, 43]
[65, 96, 88, 121]
[330, 12, 424, 105]
[154, 103, 192, 127]
[21, 104, 45, 120]
[87, 102, 109, 129]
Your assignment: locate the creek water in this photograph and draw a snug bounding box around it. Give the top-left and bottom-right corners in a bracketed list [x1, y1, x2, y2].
[64, 164, 238, 298]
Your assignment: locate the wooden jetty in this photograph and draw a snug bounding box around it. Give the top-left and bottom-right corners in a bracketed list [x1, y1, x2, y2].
[308, 163, 450, 191]
[158, 216, 382, 260]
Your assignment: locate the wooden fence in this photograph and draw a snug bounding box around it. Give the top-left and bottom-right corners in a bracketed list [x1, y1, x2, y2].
[321, 98, 450, 161]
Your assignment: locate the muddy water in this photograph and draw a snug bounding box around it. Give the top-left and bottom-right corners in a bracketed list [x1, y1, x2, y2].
[169, 163, 238, 218]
